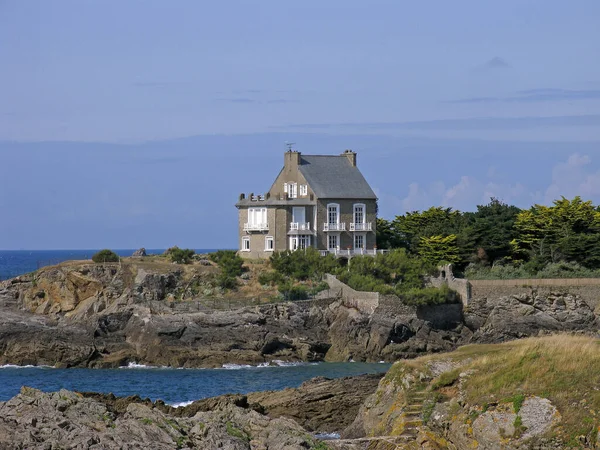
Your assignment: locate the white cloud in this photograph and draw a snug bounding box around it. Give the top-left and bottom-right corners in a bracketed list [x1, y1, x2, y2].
[377, 153, 600, 217]
[544, 153, 600, 203]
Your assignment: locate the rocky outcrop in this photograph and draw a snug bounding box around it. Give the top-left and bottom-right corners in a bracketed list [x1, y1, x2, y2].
[132, 248, 147, 257]
[465, 291, 599, 342]
[0, 387, 323, 449]
[245, 374, 383, 433]
[1, 261, 600, 369]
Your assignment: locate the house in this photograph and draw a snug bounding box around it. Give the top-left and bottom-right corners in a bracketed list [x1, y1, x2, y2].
[236, 149, 380, 258]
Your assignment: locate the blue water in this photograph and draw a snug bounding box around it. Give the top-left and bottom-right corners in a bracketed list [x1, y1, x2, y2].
[0, 249, 221, 280]
[0, 363, 389, 404]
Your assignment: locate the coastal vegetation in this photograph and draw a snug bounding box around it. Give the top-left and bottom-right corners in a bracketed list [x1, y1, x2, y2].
[164, 246, 195, 264]
[377, 196, 600, 279]
[261, 248, 455, 305]
[375, 335, 600, 447]
[91, 249, 119, 263]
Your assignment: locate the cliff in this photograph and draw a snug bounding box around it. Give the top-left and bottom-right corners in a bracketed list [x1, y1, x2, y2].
[0, 259, 599, 368]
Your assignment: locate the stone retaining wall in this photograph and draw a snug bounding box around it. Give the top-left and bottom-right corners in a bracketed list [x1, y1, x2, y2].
[323, 274, 380, 314]
[469, 278, 600, 309]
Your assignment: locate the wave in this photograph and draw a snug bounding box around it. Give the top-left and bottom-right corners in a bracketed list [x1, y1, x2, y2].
[168, 400, 195, 408]
[0, 364, 53, 369]
[118, 362, 166, 369]
[221, 361, 320, 370]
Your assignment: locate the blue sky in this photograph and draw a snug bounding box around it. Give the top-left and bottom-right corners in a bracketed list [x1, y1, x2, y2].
[1, 1, 599, 249]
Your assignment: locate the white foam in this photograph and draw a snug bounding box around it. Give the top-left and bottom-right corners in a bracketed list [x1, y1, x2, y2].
[221, 363, 253, 370]
[271, 360, 307, 367]
[168, 400, 195, 408]
[0, 364, 53, 369]
[119, 362, 161, 369]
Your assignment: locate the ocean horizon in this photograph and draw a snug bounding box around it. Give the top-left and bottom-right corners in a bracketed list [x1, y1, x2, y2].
[0, 248, 229, 280]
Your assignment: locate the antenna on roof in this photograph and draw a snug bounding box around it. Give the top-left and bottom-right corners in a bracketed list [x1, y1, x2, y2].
[285, 141, 296, 152]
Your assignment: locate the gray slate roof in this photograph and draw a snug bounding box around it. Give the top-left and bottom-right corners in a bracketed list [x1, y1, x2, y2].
[299, 155, 377, 199]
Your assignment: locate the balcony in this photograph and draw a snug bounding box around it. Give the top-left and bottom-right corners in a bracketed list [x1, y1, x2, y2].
[323, 223, 346, 232]
[319, 249, 390, 257]
[290, 222, 311, 231]
[349, 222, 372, 232]
[244, 223, 269, 232]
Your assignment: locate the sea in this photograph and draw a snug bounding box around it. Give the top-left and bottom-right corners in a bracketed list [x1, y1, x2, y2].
[0, 249, 219, 281]
[0, 249, 391, 405]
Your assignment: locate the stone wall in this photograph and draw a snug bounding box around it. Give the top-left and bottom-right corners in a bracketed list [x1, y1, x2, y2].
[469, 278, 600, 309]
[429, 264, 471, 306]
[323, 274, 380, 314]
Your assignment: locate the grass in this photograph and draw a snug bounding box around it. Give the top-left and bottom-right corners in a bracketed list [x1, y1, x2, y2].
[382, 335, 600, 445]
[225, 421, 249, 442]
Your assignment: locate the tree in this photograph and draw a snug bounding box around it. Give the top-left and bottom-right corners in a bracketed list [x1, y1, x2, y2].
[468, 198, 521, 264]
[392, 207, 466, 253]
[375, 218, 401, 249]
[92, 249, 119, 263]
[417, 235, 461, 265]
[511, 196, 600, 268]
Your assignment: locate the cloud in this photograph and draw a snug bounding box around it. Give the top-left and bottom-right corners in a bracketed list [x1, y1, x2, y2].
[398, 175, 525, 212]
[477, 57, 511, 71]
[544, 153, 600, 203]
[448, 88, 600, 104]
[276, 114, 600, 132]
[387, 153, 600, 215]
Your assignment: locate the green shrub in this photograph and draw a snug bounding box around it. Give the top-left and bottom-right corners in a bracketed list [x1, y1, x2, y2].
[92, 249, 120, 263]
[257, 271, 283, 286]
[278, 282, 309, 300]
[209, 250, 245, 290]
[165, 246, 195, 264]
[400, 285, 457, 306]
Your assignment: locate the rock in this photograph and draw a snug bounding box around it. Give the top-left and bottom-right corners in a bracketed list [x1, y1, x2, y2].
[132, 248, 147, 257]
[0, 387, 323, 449]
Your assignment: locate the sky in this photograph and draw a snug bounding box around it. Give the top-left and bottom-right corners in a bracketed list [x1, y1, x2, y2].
[1, 1, 599, 249]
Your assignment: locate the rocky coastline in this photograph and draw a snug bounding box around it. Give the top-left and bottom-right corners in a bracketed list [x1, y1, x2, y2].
[0, 259, 597, 369]
[2, 259, 600, 448]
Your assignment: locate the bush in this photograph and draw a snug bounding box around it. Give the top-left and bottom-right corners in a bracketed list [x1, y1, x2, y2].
[209, 250, 245, 290]
[278, 282, 309, 300]
[400, 285, 457, 306]
[165, 246, 195, 264]
[92, 249, 120, 263]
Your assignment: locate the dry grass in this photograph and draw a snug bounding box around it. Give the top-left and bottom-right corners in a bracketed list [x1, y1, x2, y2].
[411, 335, 600, 444]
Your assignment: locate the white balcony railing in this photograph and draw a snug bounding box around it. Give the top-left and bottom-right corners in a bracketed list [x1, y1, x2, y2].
[323, 223, 346, 232]
[320, 249, 390, 257]
[349, 222, 372, 231]
[290, 222, 311, 231]
[244, 223, 269, 232]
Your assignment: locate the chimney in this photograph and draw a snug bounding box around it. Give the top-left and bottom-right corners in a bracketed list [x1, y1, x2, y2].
[342, 149, 357, 167]
[284, 150, 301, 170]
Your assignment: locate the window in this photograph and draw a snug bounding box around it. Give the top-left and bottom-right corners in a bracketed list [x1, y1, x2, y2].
[353, 204, 365, 225]
[289, 183, 298, 198]
[300, 184, 308, 196]
[354, 234, 365, 250]
[328, 234, 338, 250]
[265, 236, 274, 251]
[291, 235, 311, 250]
[327, 203, 339, 225]
[248, 208, 267, 227]
[242, 237, 250, 251]
[283, 183, 288, 193]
